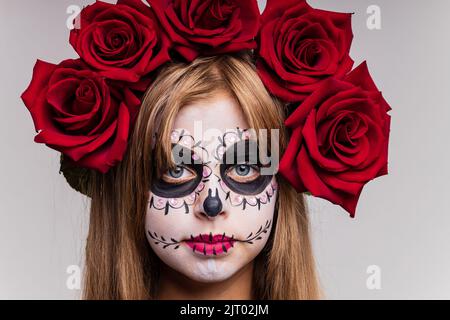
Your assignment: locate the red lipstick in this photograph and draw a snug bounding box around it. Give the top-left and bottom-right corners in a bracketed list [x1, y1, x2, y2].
[185, 233, 235, 256]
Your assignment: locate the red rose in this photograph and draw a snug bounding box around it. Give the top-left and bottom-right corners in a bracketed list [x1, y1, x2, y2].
[279, 62, 391, 216]
[257, 0, 354, 102]
[21, 59, 141, 173]
[69, 0, 171, 83]
[149, 0, 260, 61]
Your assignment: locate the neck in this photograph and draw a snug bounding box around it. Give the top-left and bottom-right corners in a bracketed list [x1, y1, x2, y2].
[157, 261, 255, 300]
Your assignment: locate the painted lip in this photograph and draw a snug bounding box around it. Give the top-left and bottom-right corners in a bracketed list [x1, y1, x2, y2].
[185, 233, 236, 256]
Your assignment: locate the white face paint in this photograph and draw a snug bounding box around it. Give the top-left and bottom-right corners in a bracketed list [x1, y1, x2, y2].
[145, 93, 277, 283]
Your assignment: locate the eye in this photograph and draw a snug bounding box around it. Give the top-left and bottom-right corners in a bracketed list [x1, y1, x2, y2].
[235, 165, 251, 176]
[226, 164, 260, 183]
[169, 166, 184, 178]
[162, 165, 196, 184]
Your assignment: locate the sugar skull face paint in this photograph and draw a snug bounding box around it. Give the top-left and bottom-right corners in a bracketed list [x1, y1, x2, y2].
[145, 93, 278, 283]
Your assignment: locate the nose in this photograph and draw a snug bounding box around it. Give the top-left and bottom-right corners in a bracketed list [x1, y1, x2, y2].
[202, 188, 223, 217]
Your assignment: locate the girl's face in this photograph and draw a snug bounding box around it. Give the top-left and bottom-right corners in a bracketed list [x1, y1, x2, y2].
[145, 92, 277, 283]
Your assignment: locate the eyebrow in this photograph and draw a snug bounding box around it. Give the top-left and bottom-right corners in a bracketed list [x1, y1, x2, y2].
[171, 143, 205, 166]
[222, 140, 259, 165]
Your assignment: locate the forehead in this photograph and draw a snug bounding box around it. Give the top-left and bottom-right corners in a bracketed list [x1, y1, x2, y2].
[172, 92, 249, 135]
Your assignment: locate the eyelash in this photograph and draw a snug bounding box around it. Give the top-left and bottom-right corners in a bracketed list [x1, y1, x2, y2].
[161, 163, 261, 185]
[162, 165, 197, 184]
[226, 164, 261, 183]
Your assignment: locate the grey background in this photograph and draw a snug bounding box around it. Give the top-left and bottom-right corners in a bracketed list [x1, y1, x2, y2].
[1, 0, 449, 299]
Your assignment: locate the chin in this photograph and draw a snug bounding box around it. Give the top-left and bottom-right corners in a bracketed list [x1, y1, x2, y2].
[168, 256, 245, 284]
[191, 260, 239, 283]
[152, 242, 261, 284]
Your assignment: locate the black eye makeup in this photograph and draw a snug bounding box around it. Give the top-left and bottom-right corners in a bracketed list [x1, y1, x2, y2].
[220, 140, 273, 196]
[151, 145, 203, 198]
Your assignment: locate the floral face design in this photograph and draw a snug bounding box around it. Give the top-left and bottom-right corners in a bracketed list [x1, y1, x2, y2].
[145, 94, 277, 283]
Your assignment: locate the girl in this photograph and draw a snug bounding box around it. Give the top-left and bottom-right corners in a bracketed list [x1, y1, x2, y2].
[83, 54, 319, 299]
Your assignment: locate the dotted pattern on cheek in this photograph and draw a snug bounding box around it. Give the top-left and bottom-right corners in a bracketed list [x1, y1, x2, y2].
[148, 181, 205, 215]
[218, 177, 278, 211]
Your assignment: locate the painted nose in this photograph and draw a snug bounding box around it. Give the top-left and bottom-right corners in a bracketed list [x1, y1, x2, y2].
[203, 188, 223, 217]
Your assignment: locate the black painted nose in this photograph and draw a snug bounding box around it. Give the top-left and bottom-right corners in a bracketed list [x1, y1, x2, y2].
[203, 188, 223, 217]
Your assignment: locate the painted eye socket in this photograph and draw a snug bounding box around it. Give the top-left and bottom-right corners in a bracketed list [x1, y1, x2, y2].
[226, 164, 260, 183]
[162, 165, 196, 184]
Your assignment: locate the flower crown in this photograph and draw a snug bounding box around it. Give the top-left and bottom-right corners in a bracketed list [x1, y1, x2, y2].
[21, 0, 391, 217]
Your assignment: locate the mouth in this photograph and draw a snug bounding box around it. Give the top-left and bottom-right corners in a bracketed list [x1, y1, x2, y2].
[185, 233, 236, 256]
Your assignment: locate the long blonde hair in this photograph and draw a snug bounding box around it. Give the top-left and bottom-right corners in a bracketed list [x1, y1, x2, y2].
[83, 53, 319, 299]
